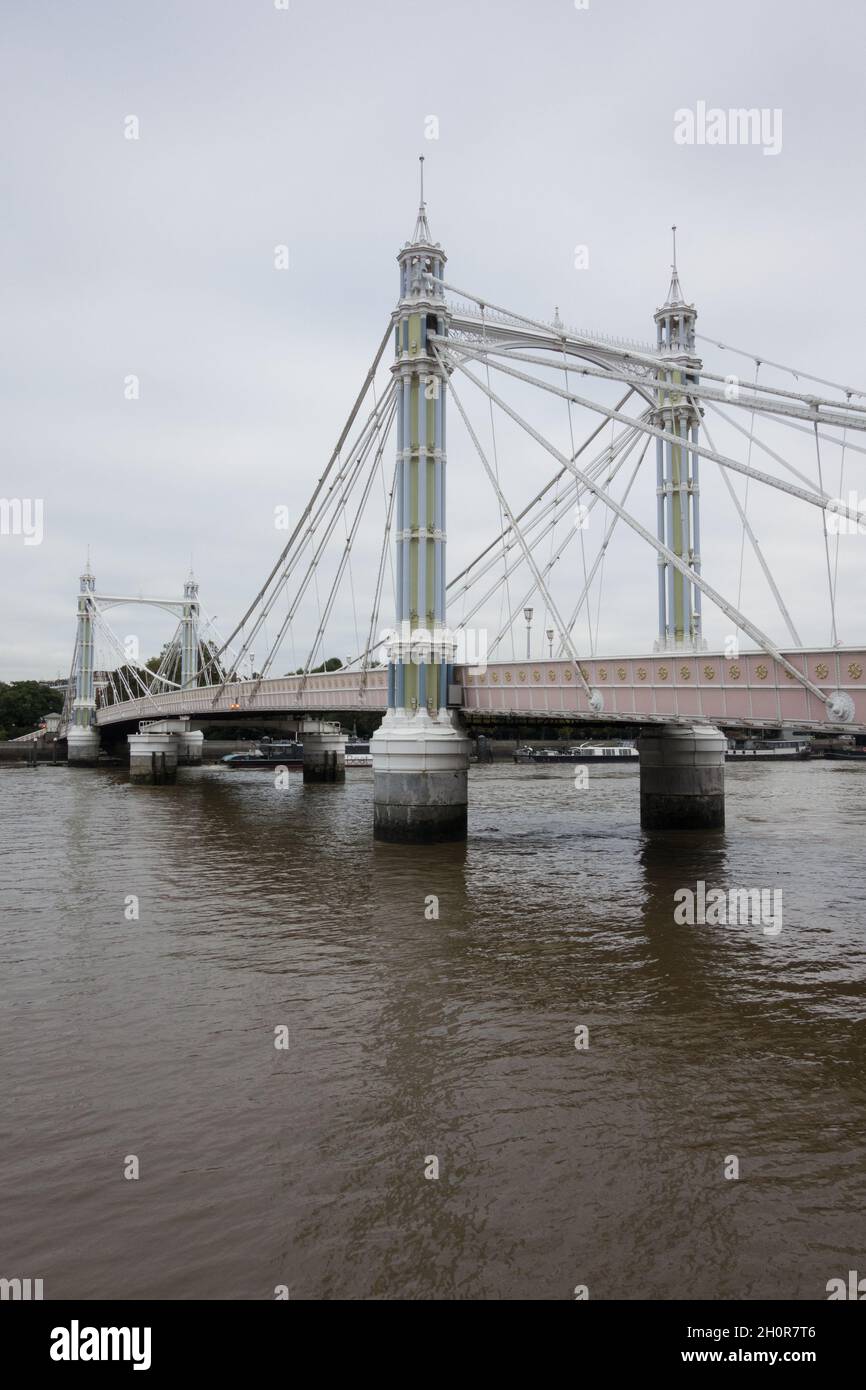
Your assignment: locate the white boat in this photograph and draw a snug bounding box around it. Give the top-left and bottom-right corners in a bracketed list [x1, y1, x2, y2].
[570, 741, 639, 761]
[345, 740, 372, 767]
[725, 738, 811, 761]
[514, 741, 638, 763]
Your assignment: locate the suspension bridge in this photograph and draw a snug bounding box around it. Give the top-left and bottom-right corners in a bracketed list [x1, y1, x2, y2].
[61, 165, 866, 839]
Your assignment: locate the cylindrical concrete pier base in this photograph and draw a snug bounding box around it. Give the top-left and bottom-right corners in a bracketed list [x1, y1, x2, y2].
[302, 730, 346, 783]
[67, 727, 101, 766]
[372, 709, 470, 843]
[128, 732, 179, 784]
[637, 723, 726, 829]
[177, 730, 204, 765]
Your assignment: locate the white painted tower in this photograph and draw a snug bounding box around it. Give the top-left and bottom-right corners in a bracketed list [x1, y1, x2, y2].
[67, 558, 101, 764]
[653, 229, 705, 651]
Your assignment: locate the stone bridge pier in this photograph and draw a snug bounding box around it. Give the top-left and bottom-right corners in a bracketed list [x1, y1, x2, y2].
[637, 724, 727, 829]
[300, 720, 347, 783]
[67, 727, 101, 766]
[128, 719, 202, 784]
[373, 707, 470, 842]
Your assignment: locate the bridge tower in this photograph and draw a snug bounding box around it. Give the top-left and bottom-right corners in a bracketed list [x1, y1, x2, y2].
[653, 229, 704, 651]
[180, 569, 200, 687]
[637, 234, 725, 827]
[371, 163, 470, 841]
[67, 558, 101, 765]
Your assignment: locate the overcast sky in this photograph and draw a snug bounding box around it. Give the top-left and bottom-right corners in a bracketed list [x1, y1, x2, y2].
[2, 0, 864, 680]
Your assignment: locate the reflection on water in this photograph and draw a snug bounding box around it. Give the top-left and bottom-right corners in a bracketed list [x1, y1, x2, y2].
[1, 759, 864, 1299]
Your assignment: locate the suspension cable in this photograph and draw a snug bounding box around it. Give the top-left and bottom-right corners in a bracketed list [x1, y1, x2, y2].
[833, 398, 850, 607]
[813, 424, 840, 645]
[445, 340, 866, 528]
[735, 361, 760, 642]
[441, 346, 834, 708]
[480, 303, 515, 657]
[700, 411, 802, 648]
[560, 435, 652, 650]
[695, 333, 866, 401]
[477, 433, 641, 653]
[438, 348, 598, 708]
[300, 396, 397, 684]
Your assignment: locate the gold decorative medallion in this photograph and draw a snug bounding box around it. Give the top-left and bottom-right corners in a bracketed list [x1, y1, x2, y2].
[518, 670, 526, 683]
[816, 662, 829, 680]
[756, 664, 768, 680]
[848, 662, 863, 680]
[532, 670, 541, 682]
[617, 666, 627, 680]
[637, 666, 647, 681]
[563, 667, 573, 682]
[548, 669, 557, 681]
[491, 671, 499, 683]
[680, 665, 691, 680]
[504, 670, 512, 683]
[729, 665, 741, 680]
[658, 665, 669, 681]
[785, 669, 795, 680]
[703, 665, 715, 680]
[598, 666, 608, 681]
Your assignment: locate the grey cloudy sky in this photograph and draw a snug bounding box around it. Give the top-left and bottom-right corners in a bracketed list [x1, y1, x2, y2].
[2, 0, 864, 680]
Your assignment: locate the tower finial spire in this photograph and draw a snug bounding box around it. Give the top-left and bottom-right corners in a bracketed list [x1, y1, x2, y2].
[663, 223, 686, 306]
[410, 155, 433, 244]
[80, 544, 95, 591]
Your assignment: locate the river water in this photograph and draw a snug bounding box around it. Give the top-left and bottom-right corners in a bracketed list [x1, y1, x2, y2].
[1, 759, 864, 1300]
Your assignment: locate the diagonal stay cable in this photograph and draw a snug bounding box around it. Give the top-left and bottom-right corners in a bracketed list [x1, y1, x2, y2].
[436, 346, 599, 709]
[204, 320, 395, 693]
[443, 340, 866, 528]
[442, 347, 836, 710]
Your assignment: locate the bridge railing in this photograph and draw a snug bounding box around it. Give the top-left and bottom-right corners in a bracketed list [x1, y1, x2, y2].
[90, 652, 866, 733]
[446, 300, 657, 355]
[95, 670, 390, 724]
[459, 649, 866, 732]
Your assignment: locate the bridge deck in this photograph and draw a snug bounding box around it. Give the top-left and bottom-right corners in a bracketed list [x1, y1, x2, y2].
[88, 648, 866, 734]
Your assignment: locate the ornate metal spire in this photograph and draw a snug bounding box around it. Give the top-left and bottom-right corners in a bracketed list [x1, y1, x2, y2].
[410, 155, 433, 244]
[664, 224, 687, 307]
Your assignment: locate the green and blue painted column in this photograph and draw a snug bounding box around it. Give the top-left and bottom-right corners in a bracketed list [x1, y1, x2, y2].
[372, 186, 470, 842]
[654, 234, 703, 650]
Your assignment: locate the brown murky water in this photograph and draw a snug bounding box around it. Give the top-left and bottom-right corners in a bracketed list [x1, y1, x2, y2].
[1, 759, 864, 1300]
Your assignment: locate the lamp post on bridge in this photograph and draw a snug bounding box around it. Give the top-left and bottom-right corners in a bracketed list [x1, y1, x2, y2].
[524, 606, 533, 660]
[546, 627, 555, 659]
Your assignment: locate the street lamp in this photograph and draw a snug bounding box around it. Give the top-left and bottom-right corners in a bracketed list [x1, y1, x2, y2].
[546, 628, 554, 658]
[523, 606, 533, 660]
